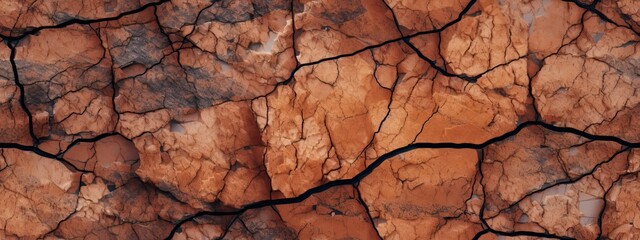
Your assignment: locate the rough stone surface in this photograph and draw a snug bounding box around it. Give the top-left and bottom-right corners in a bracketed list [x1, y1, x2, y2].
[0, 0, 639, 239]
[0, 149, 79, 239]
[359, 148, 482, 239]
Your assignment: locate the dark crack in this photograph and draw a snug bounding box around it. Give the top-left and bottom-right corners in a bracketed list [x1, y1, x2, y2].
[0, 0, 172, 41]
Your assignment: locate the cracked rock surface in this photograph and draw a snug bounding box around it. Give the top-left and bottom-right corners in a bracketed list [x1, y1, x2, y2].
[0, 0, 639, 239]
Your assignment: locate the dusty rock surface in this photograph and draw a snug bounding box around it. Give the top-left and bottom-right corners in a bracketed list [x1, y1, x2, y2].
[0, 0, 639, 239]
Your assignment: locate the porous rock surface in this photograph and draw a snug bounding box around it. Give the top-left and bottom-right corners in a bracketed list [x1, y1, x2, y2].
[0, 0, 639, 239]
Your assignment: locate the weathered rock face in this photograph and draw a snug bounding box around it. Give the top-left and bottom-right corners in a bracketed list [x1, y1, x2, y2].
[532, 15, 640, 142]
[294, 0, 400, 63]
[359, 148, 481, 239]
[0, 149, 79, 238]
[132, 102, 270, 209]
[0, 0, 165, 37]
[0, 43, 32, 146]
[0, 0, 639, 239]
[481, 126, 629, 239]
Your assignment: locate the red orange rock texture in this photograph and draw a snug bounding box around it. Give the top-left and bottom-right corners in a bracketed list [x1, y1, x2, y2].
[0, 0, 638, 239]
